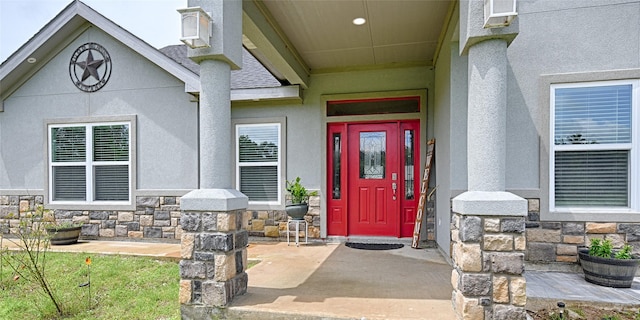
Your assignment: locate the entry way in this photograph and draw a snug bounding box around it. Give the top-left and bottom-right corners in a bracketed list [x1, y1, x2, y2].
[327, 120, 420, 237]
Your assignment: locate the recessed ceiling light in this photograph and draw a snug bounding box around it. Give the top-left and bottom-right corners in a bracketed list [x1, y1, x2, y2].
[27, 57, 37, 63]
[352, 17, 366, 26]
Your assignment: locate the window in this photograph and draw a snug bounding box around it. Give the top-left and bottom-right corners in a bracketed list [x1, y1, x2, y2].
[49, 122, 131, 204]
[235, 122, 283, 206]
[550, 80, 639, 212]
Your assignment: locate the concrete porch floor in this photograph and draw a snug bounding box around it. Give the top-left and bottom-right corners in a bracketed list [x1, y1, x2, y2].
[227, 242, 455, 320]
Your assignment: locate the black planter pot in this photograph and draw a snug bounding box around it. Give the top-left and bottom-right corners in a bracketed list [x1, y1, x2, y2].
[578, 249, 640, 288]
[285, 203, 308, 220]
[46, 226, 82, 245]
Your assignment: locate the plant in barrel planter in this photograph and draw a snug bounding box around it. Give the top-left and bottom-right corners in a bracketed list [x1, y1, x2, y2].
[43, 209, 82, 245]
[285, 177, 318, 220]
[578, 238, 640, 288]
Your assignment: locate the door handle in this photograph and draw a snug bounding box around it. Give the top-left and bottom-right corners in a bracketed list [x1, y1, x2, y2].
[392, 182, 397, 200]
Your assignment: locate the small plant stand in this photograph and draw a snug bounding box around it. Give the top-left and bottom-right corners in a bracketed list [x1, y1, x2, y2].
[287, 219, 308, 247]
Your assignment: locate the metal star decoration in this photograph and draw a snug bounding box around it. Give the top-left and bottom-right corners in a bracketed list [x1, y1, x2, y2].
[75, 50, 104, 81]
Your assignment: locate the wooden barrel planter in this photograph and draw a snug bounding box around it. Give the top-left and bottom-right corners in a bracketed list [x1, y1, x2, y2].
[578, 249, 640, 288]
[46, 226, 82, 245]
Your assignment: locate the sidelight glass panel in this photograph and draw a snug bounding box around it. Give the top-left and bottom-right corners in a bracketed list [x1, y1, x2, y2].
[404, 130, 415, 200]
[359, 131, 386, 179]
[332, 133, 341, 199]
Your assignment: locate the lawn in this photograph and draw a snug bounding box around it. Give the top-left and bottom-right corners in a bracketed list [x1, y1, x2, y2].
[0, 252, 180, 320]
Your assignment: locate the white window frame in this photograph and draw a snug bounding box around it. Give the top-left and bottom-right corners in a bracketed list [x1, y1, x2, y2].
[549, 79, 639, 214]
[234, 120, 285, 209]
[48, 121, 132, 206]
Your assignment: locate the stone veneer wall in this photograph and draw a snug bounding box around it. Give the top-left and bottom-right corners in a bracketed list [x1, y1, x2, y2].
[525, 198, 640, 264]
[0, 195, 183, 240]
[245, 195, 321, 239]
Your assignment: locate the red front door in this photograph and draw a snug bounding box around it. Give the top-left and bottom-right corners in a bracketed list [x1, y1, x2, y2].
[327, 120, 420, 237]
[347, 123, 399, 236]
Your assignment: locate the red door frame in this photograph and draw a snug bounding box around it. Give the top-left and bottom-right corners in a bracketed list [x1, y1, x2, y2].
[327, 120, 420, 237]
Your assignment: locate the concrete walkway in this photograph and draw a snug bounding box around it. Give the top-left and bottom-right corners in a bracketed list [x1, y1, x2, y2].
[3, 238, 640, 318]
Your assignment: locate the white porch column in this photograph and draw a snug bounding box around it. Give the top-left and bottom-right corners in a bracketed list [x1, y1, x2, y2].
[179, 1, 248, 318]
[199, 59, 232, 189]
[451, 1, 527, 319]
[467, 39, 506, 192]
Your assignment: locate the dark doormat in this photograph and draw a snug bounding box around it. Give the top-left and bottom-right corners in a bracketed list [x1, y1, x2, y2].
[345, 242, 404, 250]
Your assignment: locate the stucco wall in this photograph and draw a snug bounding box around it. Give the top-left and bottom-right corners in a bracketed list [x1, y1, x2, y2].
[0, 27, 198, 193]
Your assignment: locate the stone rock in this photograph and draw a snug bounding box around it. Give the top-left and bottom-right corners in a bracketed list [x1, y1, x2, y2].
[164, 197, 177, 205]
[144, 227, 163, 238]
[19, 200, 30, 213]
[526, 229, 561, 243]
[526, 243, 556, 262]
[451, 269, 460, 289]
[199, 233, 234, 252]
[484, 218, 500, 232]
[82, 224, 99, 236]
[501, 218, 525, 233]
[217, 212, 236, 232]
[118, 211, 134, 222]
[215, 253, 236, 282]
[264, 226, 279, 237]
[89, 211, 109, 220]
[493, 276, 509, 303]
[182, 233, 195, 259]
[180, 260, 207, 279]
[251, 219, 265, 231]
[484, 234, 514, 251]
[194, 252, 216, 261]
[454, 242, 482, 272]
[605, 233, 626, 248]
[493, 305, 527, 320]
[201, 212, 217, 232]
[556, 255, 577, 263]
[514, 235, 526, 251]
[137, 197, 159, 208]
[235, 231, 249, 249]
[154, 210, 170, 220]
[563, 235, 585, 245]
[140, 215, 153, 227]
[586, 222, 616, 234]
[125, 222, 140, 231]
[490, 252, 524, 274]
[541, 222, 561, 230]
[460, 273, 491, 296]
[527, 199, 540, 213]
[562, 222, 585, 235]
[202, 281, 228, 307]
[179, 280, 192, 304]
[115, 225, 128, 237]
[556, 244, 577, 255]
[102, 220, 116, 229]
[510, 277, 527, 306]
[128, 231, 143, 238]
[618, 223, 640, 241]
[99, 228, 115, 237]
[460, 216, 482, 242]
[180, 212, 200, 231]
[0, 196, 9, 205]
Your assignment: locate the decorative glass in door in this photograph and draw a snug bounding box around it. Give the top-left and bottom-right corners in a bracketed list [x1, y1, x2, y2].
[359, 131, 386, 179]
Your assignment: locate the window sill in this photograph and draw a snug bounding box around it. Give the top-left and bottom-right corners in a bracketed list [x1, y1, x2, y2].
[543, 209, 639, 223]
[46, 202, 135, 211]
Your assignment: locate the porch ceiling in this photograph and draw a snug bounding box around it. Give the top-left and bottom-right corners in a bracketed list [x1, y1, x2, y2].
[242, 0, 453, 87]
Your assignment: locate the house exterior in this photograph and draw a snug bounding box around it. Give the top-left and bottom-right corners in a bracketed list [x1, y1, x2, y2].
[1, 0, 639, 272]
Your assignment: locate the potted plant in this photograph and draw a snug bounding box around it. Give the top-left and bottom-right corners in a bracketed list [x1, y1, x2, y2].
[42, 207, 82, 245]
[578, 238, 639, 288]
[285, 177, 318, 220]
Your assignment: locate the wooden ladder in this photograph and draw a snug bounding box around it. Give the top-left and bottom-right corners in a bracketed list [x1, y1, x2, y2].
[411, 139, 435, 249]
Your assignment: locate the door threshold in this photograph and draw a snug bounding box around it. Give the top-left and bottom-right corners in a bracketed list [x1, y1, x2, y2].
[326, 236, 412, 244]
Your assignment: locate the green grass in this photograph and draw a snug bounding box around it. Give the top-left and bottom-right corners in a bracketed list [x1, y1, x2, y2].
[1, 252, 179, 320]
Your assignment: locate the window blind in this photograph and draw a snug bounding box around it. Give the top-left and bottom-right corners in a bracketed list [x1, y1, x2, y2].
[553, 84, 633, 207]
[52, 127, 86, 162]
[555, 150, 629, 207]
[94, 125, 129, 161]
[238, 126, 278, 162]
[53, 166, 86, 201]
[239, 166, 278, 201]
[94, 165, 129, 201]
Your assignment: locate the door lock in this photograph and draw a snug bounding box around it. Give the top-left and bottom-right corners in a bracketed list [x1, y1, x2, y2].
[392, 182, 397, 200]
